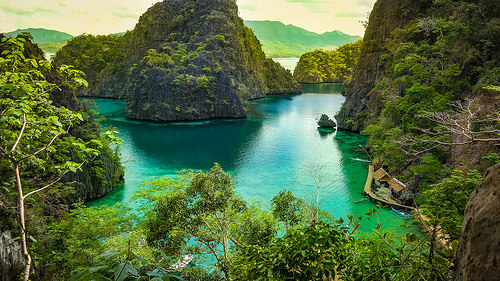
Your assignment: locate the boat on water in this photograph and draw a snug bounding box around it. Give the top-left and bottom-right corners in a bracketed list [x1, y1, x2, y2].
[355, 197, 369, 203]
[391, 206, 412, 220]
[351, 157, 372, 163]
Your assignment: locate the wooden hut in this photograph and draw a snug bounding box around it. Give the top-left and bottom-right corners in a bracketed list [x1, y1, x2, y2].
[373, 168, 391, 187]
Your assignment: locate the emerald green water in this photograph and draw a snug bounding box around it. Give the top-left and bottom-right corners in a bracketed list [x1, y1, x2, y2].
[87, 83, 413, 232]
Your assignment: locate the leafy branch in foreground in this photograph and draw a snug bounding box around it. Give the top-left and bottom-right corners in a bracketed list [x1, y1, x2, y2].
[0, 36, 120, 281]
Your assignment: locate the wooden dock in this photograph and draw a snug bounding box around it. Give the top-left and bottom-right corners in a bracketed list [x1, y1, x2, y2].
[363, 164, 449, 248]
[363, 165, 415, 210]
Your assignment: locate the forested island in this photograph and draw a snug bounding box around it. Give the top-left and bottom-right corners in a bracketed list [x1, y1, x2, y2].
[293, 40, 361, 83]
[1, 0, 499, 280]
[52, 0, 301, 122]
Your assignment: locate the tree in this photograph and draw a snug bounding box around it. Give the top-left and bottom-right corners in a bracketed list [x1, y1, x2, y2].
[306, 162, 339, 225]
[271, 189, 305, 229]
[142, 164, 276, 280]
[419, 170, 482, 239]
[0, 36, 120, 280]
[409, 98, 500, 146]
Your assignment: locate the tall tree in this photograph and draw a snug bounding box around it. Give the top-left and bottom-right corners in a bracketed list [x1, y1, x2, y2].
[142, 164, 276, 280]
[0, 36, 119, 280]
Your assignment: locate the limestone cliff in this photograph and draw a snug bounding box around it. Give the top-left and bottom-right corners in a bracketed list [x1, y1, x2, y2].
[454, 164, 500, 280]
[335, 0, 423, 131]
[54, 0, 301, 121]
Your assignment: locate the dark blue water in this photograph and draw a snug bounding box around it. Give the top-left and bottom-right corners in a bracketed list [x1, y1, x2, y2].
[87, 83, 413, 231]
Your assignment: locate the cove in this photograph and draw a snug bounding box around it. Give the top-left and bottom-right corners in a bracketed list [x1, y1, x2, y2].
[86, 83, 415, 232]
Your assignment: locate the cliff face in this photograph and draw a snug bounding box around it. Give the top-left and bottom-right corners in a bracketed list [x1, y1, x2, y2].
[454, 164, 500, 280]
[55, 0, 301, 121]
[122, 0, 300, 121]
[335, 0, 423, 131]
[0, 231, 23, 281]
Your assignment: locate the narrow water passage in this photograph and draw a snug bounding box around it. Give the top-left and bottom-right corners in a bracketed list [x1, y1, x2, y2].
[87, 83, 414, 232]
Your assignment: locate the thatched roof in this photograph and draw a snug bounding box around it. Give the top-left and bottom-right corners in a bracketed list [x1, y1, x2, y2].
[388, 178, 406, 192]
[373, 169, 390, 181]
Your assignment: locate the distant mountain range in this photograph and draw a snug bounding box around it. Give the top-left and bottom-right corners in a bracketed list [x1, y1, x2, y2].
[5, 28, 73, 43]
[244, 21, 361, 57]
[3, 23, 361, 58]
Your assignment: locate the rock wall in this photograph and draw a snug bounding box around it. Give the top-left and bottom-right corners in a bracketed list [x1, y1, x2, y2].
[0, 231, 23, 281]
[454, 164, 500, 280]
[335, 0, 423, 131]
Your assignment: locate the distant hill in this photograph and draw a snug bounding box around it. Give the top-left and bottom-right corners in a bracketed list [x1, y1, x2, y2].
[5, 28, 73, 43]
[244, 21, 361, 57]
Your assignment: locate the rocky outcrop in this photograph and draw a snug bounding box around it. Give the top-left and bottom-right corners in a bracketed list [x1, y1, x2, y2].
[54, 0, 301, 122]
[0, 231, 23, 281]
[335, 0, 423, 131]
[454, 164, 500, 280]
[121, 0, 300, 121]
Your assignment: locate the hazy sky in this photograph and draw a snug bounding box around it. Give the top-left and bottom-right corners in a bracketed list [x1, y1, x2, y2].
[0, 0, 375, 36]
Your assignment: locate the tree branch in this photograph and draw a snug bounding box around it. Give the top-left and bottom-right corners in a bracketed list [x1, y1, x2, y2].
[11, 113, 27, 152]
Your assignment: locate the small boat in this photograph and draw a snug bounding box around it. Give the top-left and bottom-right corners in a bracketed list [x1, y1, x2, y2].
[351, 158, 372, 163]
[355, 197, 368, 203]
[391, 206, 412, 219]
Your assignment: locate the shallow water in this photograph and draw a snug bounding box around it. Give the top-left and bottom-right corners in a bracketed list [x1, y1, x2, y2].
[87, 83, 414, 232]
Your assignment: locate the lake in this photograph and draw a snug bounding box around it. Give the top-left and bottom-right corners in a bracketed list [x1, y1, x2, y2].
[87, 83, 414, 232]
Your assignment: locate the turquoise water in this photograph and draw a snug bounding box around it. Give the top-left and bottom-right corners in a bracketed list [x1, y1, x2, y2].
[87, 83, 413, 232]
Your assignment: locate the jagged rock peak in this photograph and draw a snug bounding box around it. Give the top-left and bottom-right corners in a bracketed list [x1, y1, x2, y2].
[71, 0, 301, 121]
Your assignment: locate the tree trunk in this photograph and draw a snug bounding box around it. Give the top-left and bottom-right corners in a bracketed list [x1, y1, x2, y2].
[13, 162, 31, 281]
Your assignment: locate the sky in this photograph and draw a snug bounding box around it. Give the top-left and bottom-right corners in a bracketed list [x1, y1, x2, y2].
[0, 0, 376, 37]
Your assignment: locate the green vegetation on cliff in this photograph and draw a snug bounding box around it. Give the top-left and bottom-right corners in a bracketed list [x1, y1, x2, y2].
[53, 0, 301, 122]
[53, 34, 124, 96]
[336, 0, 499, 240]
[293, 41, 361, 83]
[0, 35, 123, 280]
[244, 20, 361, 58]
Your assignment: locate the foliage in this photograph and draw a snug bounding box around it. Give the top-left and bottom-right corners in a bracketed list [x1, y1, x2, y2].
[71, 250, 185, 281]
[418, 170, 482, 239]
[232, 216, 457, 281]
[142, 164, 276, 278]
[53, 34, 124, 91]
[358, 0, 500, 185]
[271, 189, 306, 229]
[0, 35, 121, 280]
[231, 222, 350, 280]
[42, 204, 137, 277]
[293, 41, 362, 83]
